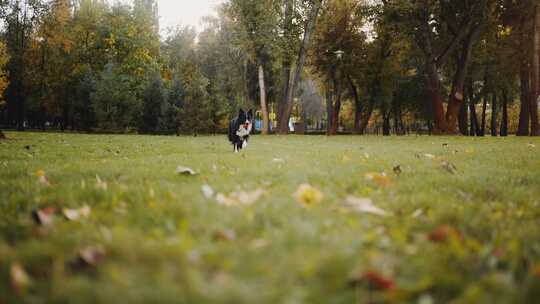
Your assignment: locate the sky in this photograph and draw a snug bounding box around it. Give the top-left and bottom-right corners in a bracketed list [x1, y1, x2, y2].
[157, 0, 223, 33]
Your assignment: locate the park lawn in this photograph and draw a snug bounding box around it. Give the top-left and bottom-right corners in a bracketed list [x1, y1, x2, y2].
[1, 132, 540, 303]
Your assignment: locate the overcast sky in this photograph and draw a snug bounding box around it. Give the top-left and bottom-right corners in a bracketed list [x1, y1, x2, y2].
[157, 0, 223, 33]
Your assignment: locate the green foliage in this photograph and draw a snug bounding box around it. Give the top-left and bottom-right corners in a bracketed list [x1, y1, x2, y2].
[0, 41, 8, 107]
[92, 64, 140, 130]
[176, 62, 212, 134]
[140, 73, 165, 133]
[72, 67, 96, 131]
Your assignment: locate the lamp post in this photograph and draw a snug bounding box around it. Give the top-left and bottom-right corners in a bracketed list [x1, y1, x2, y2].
[329, 50, 344, 135]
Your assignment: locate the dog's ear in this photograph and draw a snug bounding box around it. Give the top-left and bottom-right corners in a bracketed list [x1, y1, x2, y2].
[238, 109, 246, 120]
[247, 109, 253, 119]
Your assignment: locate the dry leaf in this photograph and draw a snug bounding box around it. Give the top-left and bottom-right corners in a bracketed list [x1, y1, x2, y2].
[272, 158, 285, 163]
[201, 184, 214, 199]
[428, 225, 459, 243]
[32, 207, 57, 226]
[350, 270, 395, 290]
[393, 165, 402, 176]
[344, 196, 390, 216]
[212, 229, 236, 242]
[10, 262, 31, 294]
[293, 184, 324, 208]
[411, 209, 423, 218]
[528, 143, 536, 148]
[215, 188, 265, 207]
[423, 153, 436, 159]
[36, 169, 50, 186]
[63, 205, 91, 221]
[78, 246, 106, 267]
[365, 172, 392, 188]
[95, 175, 107, 191]
[363, 271, 396, 290]
[176, 166, 197, 175]
[440, 160, 457, 174]
[250, 238, 269, 250]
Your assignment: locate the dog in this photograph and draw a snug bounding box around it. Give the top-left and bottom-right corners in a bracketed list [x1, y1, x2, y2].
[228, 109, 253, 152]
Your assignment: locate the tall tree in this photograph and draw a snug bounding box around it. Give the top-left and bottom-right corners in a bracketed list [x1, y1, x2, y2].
[227, 0, 279, 134]
[0, 42, 8, 138]
[277, 0, 322, 134]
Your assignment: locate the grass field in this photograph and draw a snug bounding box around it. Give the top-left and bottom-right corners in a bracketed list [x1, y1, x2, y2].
[1, 132, 540, 303]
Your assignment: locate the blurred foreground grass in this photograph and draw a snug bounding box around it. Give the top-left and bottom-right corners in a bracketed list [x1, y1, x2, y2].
[1, 132, 540, 303]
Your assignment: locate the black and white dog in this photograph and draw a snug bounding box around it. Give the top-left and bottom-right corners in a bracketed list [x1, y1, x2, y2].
[228, 109, 253, 152]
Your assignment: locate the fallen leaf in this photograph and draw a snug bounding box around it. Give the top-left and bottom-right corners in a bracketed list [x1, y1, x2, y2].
[36, 170, 50, 186]
[423, 153, 436, 159]
[272, 158, 285, 163]
[176, 166, 197, 176]
[250, 238, 269, 250]
[428, 225, 459, 243]
[63, 205, 91, 221]
[411, 209, 423, 218]
[10, 262, 31, 294]
[32, 207, 57, 226]
[215, 188, 265, 207]
[528, 143, 536, 148]
[350, 271, 396, 290]
[440, 160, 457, 174]
[293, 184, 324, 208]
[78, 246, 106, 267]
[95, 175, 107, 191]
[344, 196, 390, 216]
[212, 229, 236, 242]
[531, 264, 540, 277]
[365, 172, 392, 188]
[393, 165, 402, 176]
[201, 184, 214, 199]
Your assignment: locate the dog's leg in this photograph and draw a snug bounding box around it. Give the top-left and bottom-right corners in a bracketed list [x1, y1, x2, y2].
[242, 140, 247, 149]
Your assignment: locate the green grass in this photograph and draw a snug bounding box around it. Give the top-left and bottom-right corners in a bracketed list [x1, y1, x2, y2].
[1, 132, 540, 303]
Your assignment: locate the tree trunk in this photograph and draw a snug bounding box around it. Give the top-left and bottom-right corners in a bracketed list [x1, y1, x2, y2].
[446, 28, 480, 134]
[500, 90, 508, 136]
[277, 0, 321, 134]
[329, 76, 342, 135]
[480, 94, 487, 136]
[469, 100, 479, 136]
[529, 3, 540, 136]
[426, 60, 448, 134]
[258, 64, 269, 135]
[458, 101, 468, 135]
[349, 77, 362, 134]
[325, 80, 333, 135]
[382, 111, 391, 136]
[491, 93, 497, 136]
[277, 0, 293, 130]
[518, 60, 531, 136]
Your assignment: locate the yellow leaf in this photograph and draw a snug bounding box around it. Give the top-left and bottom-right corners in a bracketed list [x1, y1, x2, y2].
[293, 184, 324, 208]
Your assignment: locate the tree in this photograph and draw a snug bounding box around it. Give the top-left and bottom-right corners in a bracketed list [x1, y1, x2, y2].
[277, 0, 322, 134]
[226, 0, 280, 134]
[390, 0, 495, 134]
[139, 73, 164, 133]
[3, 0, 49, 130]
[92, 63, 139, 131]
[0, 42, 8, 139]
[310, 0, 368, 135]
